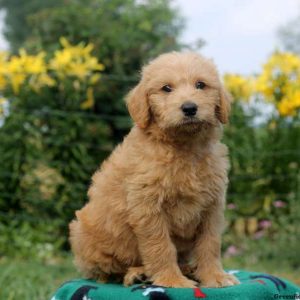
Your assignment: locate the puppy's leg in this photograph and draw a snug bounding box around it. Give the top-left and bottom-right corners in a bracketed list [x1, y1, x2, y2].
[178, 250, 197, 280]
[179, 264, 196, 279]
[123, 266, 146, 286]
[192, 204, 239, 288]
[128, 197, 197, 288]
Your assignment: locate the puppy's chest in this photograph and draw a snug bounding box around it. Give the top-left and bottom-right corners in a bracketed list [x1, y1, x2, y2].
[163, 196, 203, 239]
[159, 158, 217, 238]
[159, 156, 218, 201]
[161, 154, 227, 239]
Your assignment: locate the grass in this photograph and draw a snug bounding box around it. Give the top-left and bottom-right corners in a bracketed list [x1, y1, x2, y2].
[0, 255, 299, 300]
[223, 257, 300, 286]
[0, 256, 78, 300]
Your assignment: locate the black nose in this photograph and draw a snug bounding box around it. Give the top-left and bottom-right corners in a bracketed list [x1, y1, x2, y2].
[181, 102, 198, 116]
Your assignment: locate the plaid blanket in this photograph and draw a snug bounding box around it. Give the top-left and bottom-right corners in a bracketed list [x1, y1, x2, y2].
[51, 270, 300, 300]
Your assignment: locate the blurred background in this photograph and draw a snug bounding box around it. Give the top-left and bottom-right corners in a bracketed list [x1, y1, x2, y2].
[0, 0, 299, 299]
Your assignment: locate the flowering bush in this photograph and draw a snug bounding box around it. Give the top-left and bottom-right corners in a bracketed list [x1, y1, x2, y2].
[0, 37, 104, 114]
[222, 51, 300, 268]
[0, 0, 185, 261]
[223, 73, 254, 101]
[224, 51, 300, 117]
[0, 38, 109, 259]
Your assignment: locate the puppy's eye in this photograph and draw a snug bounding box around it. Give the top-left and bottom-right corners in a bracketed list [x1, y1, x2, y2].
[162, 85, 172, 93]
[196, 81, 206, 89]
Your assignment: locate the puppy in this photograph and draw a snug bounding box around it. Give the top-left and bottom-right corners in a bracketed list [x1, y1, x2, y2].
[69, 52, 239, 288]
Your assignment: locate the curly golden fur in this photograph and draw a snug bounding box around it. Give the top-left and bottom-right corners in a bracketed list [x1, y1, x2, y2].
[69, 52, 240, 288]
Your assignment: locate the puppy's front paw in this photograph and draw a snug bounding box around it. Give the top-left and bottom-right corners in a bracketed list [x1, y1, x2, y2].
[199, 272, 240, 288]
[153, 273, 198, 288]
[123, 266, 146, 286]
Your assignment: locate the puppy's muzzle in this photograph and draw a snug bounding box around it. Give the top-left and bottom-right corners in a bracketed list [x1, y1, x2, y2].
[181, 102, 198, 117]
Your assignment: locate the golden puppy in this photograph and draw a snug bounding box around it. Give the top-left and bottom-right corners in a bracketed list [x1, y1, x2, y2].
[69, 52, 240, 288]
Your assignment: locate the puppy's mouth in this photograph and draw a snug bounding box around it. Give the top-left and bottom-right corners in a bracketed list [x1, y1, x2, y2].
[170, 117, 213, 134]
[181, 116, 202, 125]
[179, 117, 212, 128]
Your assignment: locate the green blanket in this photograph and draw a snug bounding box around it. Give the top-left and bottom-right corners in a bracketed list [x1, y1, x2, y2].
[51, 270, 300, 300]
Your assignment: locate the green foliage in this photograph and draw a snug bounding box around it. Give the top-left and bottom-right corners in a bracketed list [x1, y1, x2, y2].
[223, 220, 300, 271]
[0, 219, 64, 260]
[222, 99, 300, 270]
[225, 100, 300, 217]
[0, 100, 120, 254]
[0, 0, 62, 52]
[0, 0, 185, 258]
[26, 0, 184, 57]
[25, 0, 185, 138]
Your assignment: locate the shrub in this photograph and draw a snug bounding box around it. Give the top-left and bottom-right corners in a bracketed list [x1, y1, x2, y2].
[222, 51, 300, 270]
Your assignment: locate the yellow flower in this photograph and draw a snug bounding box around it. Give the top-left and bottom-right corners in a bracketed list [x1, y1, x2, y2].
[223, 74, 254, 100]
[89, 74, 101, 84]
[278, 88, 300, 116]
[50, 49, 72, 73]
[256, 51, 300, 103]
[1, 49, 51, 94]
[49, 38, 104, 80]
[29, 73, 56, 93]
[11, 73, 26, 94]
[7, 56, 23, 73]
[268, 52, 300, 74]
[69, 62, 89, 80]
[81, 87, 95, 109]
[21, 50, 47, 74]
[38, 73, 56, 87]
[0, 38, 103, 97]
[255, 72, 274, 99]
[8, 49, 47, 75]
[85, 57, 104, 71]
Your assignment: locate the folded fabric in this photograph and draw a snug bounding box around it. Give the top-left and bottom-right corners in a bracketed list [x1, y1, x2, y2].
[51, 270, 300, 300]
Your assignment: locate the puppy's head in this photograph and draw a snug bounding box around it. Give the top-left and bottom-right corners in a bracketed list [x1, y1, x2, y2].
[126, 52, 231, 133]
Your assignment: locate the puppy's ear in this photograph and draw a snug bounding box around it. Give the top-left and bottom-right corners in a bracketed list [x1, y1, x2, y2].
[216, 87, 232, 124]
[126, 83, 151, 129]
